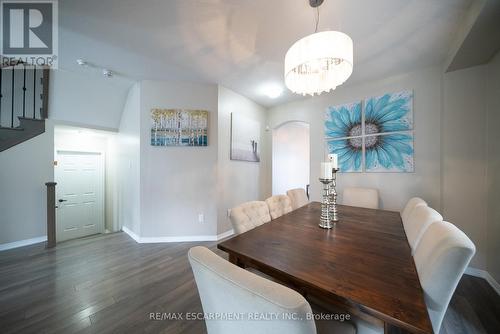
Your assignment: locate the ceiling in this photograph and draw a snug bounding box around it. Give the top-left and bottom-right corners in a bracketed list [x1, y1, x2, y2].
[59, 0, 474, 107]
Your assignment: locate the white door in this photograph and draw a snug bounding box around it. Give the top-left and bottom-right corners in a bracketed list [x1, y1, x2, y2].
[55, 151, 104, 242]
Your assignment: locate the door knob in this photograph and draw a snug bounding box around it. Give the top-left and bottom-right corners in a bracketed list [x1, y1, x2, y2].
[58, 199, 67, 203]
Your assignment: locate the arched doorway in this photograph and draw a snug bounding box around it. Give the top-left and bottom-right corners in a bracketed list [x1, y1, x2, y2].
[272, 121, 310, 196]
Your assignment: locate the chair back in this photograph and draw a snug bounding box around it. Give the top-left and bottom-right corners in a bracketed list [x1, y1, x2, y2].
[188, 246, 317, 334]
[266, 195, 293, 219]
[413, 222, 475, 333]
[229, 201, 271, 234]
[405, 205, 443, 254]
[342, 187, 379, 209]
[287, 188, 309, 210]
[402, 197, 427, 223]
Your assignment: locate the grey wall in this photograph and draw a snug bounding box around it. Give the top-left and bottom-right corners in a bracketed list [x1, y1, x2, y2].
[117, 83, 141, 236]
[217, 86, 271, 234]
[486, 52, 500, 282]
[139, 81, 219, 238]
[49, 69, 133, 130]
[443, 64, 489, 269]
[0, 122, 54, 244]
[266, 67, 443, 212]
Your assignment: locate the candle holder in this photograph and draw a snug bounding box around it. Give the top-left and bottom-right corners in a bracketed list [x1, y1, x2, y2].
[329, 168, 340, 223]
[319, 178, 334, 229]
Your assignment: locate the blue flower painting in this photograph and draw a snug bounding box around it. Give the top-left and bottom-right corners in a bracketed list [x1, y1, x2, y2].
[365, 91, 413, 134]
[327, 138, 363, 172]
[365, 133, 414, 172]
[325, 102, 362, 138]
[325, 90, 414, 173]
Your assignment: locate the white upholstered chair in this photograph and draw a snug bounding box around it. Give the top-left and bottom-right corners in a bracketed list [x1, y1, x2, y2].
[188, 246, 355, 334]
[404, 205, 443, 254]
[229, 201, 271, 234]
[401, 197, 427, 223]
[342, 187, 379, 209]
[287, 188, 309, 210]
[266, 195, 293, 219]
[413, 222, 476, 333]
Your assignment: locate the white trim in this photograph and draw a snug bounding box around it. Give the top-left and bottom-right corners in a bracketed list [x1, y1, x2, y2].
[121, 227, 234, 244]
[466, 267, 500, 295]
[217, 229, 234, 240]
[0, 236, 47, 252]
[122, 226, 141, 243]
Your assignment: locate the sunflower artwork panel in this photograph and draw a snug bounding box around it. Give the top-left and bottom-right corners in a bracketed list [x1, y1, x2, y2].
[326, 138, 363, 172]
[364, 132, 415, 172]
[325, 101, 362, 139]
[364, 90, 413, 134]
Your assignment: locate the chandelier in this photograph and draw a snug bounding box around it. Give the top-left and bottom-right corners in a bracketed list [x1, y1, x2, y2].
[284, 0, 353, 96]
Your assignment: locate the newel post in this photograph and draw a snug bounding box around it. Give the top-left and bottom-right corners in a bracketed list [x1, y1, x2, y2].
[45, 182, 57, 248]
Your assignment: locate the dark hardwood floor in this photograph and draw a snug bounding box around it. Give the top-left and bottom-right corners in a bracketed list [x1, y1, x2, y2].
[0, 232, 498, 334]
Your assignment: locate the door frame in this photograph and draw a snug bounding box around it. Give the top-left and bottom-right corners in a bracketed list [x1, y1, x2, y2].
[54, 149, 106, 242]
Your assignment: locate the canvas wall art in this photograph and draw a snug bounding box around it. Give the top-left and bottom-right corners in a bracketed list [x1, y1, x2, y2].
[230, 113, 260, 162]
[324, 90, 414, 172]
[151, 109, 208, 147]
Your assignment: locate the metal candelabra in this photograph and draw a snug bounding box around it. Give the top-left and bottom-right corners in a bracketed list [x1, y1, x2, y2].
[319, 168, 339, 229]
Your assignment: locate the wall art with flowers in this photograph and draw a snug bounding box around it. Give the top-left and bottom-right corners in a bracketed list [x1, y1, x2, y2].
[324, 90, 414, 173]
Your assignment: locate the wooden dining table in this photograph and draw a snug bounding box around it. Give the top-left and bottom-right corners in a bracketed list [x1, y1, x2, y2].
[217, 202, 433, 334]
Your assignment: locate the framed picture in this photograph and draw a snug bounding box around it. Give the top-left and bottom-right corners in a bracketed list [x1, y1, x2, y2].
[230, 113, 260, 162]
[150, 109, 208, 147]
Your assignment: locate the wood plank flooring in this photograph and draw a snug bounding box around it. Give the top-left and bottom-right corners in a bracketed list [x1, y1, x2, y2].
[0, 232, 498, 334]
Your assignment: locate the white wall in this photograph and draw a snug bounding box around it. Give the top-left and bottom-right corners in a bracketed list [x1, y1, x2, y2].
[266, 67, 442, 212]
[117, 83, 141, 236]
[139, 81, 219, 238]
[443, 65, 489, 269]
[0, 121, 54, 245]
[217, 86, 270, 234]
[272, 121, 310, 196]
[49, 69, 133, 130]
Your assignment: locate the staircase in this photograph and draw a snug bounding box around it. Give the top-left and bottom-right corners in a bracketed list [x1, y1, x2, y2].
[0, 63, 49, 152]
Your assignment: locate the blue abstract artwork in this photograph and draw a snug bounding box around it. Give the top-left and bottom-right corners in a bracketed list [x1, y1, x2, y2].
[325, 90, 414, 173]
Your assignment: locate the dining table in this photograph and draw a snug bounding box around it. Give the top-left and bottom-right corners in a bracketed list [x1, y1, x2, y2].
[217, 202, 433, 334]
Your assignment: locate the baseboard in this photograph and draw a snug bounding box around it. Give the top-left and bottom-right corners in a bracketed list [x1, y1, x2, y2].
[217, 229, 234, 240]
[121, 226, 141, 243]
[466, 267, 500, 295]
[121, 226, 234, 243]
[0, 236, 47, 252]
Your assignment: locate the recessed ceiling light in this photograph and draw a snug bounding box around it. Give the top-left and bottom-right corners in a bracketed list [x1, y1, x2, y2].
[262, 84, 283, 99]
[76, 59, 87, 66]
[103, 69, 113, 78]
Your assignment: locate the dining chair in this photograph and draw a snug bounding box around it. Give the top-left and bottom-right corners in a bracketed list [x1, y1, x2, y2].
[401, 197, 427, 223]
[287, 188, 309, 210]
[266, 195, 293, 219]
[188, 246, 356, 334]
[229, 201, 271, 234]
[404, 205, 443, 254]
[342, 187, 379, 209]
[413, 221, 476, 333]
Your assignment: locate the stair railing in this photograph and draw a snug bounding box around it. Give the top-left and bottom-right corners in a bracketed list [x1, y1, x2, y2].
[0, 63, 50, 129]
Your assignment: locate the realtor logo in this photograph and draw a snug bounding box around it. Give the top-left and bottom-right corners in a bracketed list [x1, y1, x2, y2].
[1, 0, 58, 67]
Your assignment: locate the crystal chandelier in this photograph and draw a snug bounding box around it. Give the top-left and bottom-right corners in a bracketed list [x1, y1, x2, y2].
[284, 0, 353, 96]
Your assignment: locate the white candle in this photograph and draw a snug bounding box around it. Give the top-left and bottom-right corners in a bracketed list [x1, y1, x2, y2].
[321, 162, 333, 179]
[328, 154, 338, 170]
